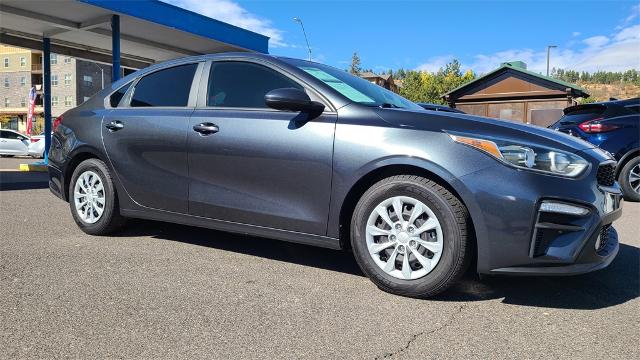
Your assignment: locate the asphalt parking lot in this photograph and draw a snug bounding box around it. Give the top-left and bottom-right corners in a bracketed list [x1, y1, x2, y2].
[1, 158, 639, 359]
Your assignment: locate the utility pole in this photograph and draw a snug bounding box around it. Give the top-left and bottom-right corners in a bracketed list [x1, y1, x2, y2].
[546, 45, 557, 77]
[293, 17, 312, 61]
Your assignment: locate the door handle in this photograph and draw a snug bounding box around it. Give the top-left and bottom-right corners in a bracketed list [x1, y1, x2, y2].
[193, 123, 219, 135]
[105, 120, 124, 131]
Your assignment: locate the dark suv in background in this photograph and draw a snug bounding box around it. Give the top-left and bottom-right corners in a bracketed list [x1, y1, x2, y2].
[550, 98, 640, 201]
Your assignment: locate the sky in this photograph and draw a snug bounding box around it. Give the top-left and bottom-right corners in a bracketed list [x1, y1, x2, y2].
[163, 0, 640, 74]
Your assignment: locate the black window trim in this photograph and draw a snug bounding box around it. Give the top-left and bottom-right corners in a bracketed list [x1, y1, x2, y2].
[196, 58, 336, 113]
[107, 61, 204, 110]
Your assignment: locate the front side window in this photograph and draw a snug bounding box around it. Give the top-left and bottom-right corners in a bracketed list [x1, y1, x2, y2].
[20, 77, 26, 86]
[130, 63, 197, 107]
[109, 82, 132, 108]
[64, 74, 72, 86]
[3, 58, 9, 67]
[3, 78, 9, 88]
[4, 98, 10, 107]
[51, 75, 59, 86]
[83, 75, 93, 87]
[20, 57, 26, 67]
[64, 96, 73, 107]
[64, 56, 72, 64]
[52, 96, 59, 106]
[50, 54, 57, 65]
[207, 61, 302, 108]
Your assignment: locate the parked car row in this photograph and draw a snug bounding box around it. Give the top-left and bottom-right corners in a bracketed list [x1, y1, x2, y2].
[0, 129, 48, 158]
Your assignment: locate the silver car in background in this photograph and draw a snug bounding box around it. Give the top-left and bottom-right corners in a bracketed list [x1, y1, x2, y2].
[0, 129, 29, 157]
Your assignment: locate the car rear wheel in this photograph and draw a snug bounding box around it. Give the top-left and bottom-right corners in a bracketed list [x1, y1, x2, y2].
[619, 156, 640, 202]
[350, 175, 471, 298]
[69, 158, 126, 235]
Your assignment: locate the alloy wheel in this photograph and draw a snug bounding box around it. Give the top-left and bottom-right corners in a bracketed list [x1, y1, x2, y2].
[365, 196, 443, 280]
[629, 163, 640, 195]
[73, 170, 106, 224]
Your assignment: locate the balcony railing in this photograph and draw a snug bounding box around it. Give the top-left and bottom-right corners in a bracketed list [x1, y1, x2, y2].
[31, 63, 42, 71]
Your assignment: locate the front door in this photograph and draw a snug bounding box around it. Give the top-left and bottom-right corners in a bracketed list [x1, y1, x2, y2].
[101, 63, 200, 213]
[188, 60, 335, 235]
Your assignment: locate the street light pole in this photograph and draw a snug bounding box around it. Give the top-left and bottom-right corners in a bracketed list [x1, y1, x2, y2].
[546, 45, 557, 77]
[293, 17, 311, 61]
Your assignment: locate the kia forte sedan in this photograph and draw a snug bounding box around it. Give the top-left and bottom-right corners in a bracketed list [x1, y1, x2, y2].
[48, 53, 622, 298]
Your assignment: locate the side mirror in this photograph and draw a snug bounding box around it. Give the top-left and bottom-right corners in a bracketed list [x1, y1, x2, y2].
[265, 88, 324, 113]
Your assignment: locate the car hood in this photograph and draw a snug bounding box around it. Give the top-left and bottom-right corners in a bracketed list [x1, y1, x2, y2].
[374, 107, 597, 153]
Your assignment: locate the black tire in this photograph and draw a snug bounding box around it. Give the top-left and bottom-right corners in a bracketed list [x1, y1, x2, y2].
[69, 158, 126, 235]
[619, 156, 640, 202]
[350, 175, 471, 298]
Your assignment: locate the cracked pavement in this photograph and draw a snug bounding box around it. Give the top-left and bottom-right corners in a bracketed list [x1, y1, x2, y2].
[1, 167, 639, 359]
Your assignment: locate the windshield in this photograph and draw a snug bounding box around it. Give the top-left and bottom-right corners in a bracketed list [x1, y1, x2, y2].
[284, 58, 422, 110]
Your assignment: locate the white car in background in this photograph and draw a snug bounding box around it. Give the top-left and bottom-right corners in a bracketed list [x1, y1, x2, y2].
[0, 129, 30, 157]
[28, 132, 47, 158]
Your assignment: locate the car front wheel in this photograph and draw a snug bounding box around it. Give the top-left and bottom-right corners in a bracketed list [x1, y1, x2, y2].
[350, 175, 471, 298]
[619, 156, 640, 202]
[69, 158, 126, 235]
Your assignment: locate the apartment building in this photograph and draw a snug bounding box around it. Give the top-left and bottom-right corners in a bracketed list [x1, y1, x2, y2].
[0, 45, 113, 133]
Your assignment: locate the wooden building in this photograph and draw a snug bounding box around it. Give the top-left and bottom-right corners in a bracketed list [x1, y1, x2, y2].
[443, 61, 589, 127]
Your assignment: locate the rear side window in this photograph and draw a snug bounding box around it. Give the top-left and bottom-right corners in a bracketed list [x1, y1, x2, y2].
[207, 61, 302, 108]
[130, 64, 198, 107]
[109, 82, 132, 107]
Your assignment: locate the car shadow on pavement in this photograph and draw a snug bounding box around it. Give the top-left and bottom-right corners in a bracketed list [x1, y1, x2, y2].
[437, 243, 639, 309]
[118, 220, 639, 310]
[118, 219, 365, 277]
[0, 171, 49, 191]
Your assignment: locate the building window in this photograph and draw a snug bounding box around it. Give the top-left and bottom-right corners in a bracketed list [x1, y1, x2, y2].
[3, 78, 9, 88]
[4, 98, 9, 107]
[50, 54, 58, 65]
[64, 56, 72, 64]
[20, 98, 26, 107]
[20, 57, 27, 67]
[64, 73, 72, 86]
[64, 96, 73, 107]
[52, 96, 59, 106]
[3, 58, 8, 67]
[20, 77, 26, 87]
[83, 75, 93, 87]
[51, 74, 59, 86]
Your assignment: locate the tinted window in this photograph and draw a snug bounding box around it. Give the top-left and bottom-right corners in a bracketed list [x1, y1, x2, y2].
[131, 64, 197, 107]
[207, 62, 302, 108]
[1, 131, 22, 140]
[626, 105, 640, 114]
[559, 105, 606, 125]
[110, 82, 132, 107]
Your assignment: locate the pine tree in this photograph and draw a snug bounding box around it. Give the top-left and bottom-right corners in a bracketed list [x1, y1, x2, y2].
[349, 52, 362, 75]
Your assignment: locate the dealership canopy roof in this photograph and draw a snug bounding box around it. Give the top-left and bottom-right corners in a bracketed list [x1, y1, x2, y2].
[0, 0, 270, 69]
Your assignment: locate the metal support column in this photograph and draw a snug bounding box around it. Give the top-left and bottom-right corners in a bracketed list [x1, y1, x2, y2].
[111, 14, 121, 81]
[43, 37, 52, 164]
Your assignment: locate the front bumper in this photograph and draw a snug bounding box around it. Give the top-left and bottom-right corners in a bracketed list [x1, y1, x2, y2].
[453, 149, 623, 276]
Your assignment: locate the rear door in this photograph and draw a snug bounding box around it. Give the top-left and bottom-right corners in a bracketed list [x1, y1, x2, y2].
[187, 60, 336, 235]
[101, 62, 202, 214]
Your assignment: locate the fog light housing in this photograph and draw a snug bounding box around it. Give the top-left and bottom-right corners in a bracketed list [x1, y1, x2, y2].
[539, 201, 589, 216]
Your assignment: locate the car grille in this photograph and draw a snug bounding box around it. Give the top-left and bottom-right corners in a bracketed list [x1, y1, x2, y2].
[597, 163, 616, 187]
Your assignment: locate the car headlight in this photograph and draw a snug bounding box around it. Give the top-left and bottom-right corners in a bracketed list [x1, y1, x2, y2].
[449, 134, 589, 177]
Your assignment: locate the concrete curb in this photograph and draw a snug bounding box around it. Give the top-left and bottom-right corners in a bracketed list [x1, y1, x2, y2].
[19, 163, 48, 172]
